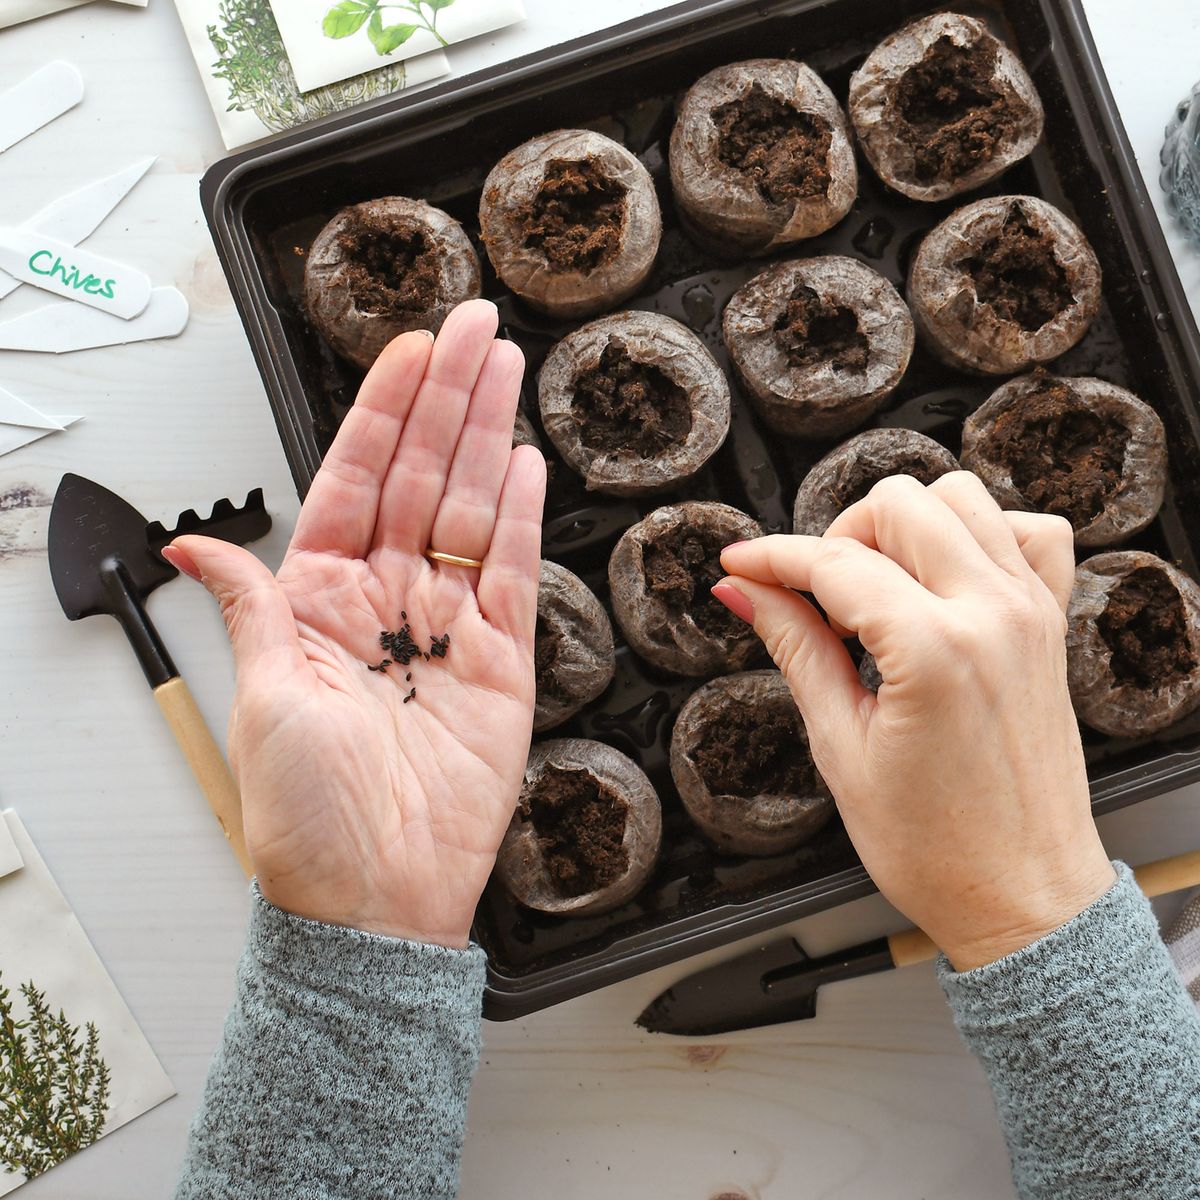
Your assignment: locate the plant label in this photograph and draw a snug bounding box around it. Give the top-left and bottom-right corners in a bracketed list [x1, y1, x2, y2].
[0, 287, 189, 354]
[0, 62, 83, 154]
[0, 229, 152, 320]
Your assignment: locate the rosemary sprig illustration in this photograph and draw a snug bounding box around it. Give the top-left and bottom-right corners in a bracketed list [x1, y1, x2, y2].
[0, 975, 110, 1181]
[322, 0, 456, 54]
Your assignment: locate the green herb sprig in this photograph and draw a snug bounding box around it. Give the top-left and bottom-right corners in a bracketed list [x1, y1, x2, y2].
[322, 0, 456, 54]
[208, 0, 408, 133]
[0, 975, 110, 1181]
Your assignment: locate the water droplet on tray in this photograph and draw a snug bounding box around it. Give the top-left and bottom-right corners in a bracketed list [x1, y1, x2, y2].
[682, 284, 716, 329]
[852, 216, 895, 260]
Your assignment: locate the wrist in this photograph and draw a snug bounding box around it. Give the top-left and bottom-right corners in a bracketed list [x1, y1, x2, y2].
[938, 850, 1116, 972]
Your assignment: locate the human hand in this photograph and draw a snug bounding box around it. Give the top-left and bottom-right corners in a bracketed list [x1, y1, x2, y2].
[716, 471, 1115, 970]
[162, 300, 546, 948]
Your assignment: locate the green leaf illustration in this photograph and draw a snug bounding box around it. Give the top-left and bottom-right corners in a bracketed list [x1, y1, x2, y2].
[0, 975, 110, 1181]
[424, 0, 456, 9]
[368, 11, 419, 54]
[322, 0, 378, 39]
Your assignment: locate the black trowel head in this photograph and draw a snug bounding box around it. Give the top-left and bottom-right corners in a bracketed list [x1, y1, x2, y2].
[48, 473, 178, 621]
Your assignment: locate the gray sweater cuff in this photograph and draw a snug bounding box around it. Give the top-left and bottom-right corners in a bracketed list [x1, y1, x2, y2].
[175, 884, 487, 1200]
[248, 881, 487, 1014]
[938, 861, 1200, 1199]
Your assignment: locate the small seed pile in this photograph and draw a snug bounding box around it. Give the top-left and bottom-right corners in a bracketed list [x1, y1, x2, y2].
[365, 610, 452, 706]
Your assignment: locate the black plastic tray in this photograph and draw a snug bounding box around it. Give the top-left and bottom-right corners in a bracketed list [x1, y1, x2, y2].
[201, 0, 1200, 1020]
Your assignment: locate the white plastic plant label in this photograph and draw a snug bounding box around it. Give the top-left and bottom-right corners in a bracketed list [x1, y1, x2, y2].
[0, 63, 83, 154]
[0, 229, 151, 319]
[0, 288, 189, 354]
[0, 157, 156, 302]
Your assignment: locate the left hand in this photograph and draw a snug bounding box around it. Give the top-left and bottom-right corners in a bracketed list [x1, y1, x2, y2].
[164, 300, 546, 948]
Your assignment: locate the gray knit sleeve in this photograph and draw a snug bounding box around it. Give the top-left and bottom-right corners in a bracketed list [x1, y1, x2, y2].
[938, 862, 1200, 1199]
[174, 883, 486, 1200]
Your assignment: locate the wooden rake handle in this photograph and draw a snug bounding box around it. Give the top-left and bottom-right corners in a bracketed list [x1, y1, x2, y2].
[887, 850, 1200, 969]
[153, 676, 252, 877]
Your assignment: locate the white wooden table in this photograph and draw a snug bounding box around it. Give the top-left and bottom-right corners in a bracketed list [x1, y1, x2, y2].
[0, 2, 1197, 1196]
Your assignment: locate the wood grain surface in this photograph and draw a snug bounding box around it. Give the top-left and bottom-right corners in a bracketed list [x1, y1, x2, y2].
[0, 2, 1196, 1196]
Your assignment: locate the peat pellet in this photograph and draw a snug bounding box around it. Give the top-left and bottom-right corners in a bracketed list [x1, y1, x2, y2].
[793, 427, 959, 536]
[670, 670, 835, 856]
[848, 12, 1044, 202]
[961, 373, 1167, 547]
[1067, 551, 1200, 738]
[305, 197, 481, 371]
[496, 738, 662, 918]
[538, 311, 731, 496]
[907, 195, 1101, 375]
[609, 501, 762, 677]
[535, 560, 617, 733]
[723, 256, 914, 438]
[512, 409, 542, 452]
[670, 59, 857, 257]
[479, 129, 661, 319]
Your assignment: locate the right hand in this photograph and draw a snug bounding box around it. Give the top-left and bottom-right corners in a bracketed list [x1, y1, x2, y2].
[716, 471, 1115, 971]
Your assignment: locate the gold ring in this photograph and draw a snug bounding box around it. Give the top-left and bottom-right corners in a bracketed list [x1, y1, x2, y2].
[425, 549, 484, 569]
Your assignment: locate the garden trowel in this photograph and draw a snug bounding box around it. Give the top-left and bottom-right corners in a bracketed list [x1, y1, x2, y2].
[48, 473, 267, 876]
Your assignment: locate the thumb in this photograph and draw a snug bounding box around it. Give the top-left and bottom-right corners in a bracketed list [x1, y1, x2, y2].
[163, 535, 302, 682]
[712, 576, 871, 760]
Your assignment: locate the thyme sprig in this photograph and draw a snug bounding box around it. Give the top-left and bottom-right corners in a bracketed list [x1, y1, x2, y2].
[0, 975, 110, 1181]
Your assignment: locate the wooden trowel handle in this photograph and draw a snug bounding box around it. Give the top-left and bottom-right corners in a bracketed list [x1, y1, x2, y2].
[887, 849, 1200, 970]
[153, 676, 252, 877]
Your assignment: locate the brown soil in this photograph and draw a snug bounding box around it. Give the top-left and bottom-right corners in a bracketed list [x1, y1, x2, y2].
[962, 204, 1074, 331]
[522, 766, 629, 897]
[712, 83, 833, 207]
[643, 526, 741, 639]
[1097, 566, 1197, 689]
[990, 379, 1129, 527]
[831, 450, 949, 509]
[336, 212, 440, 316]
[571, 336, 694, 457]
[691, 704, 815, 798]
[534, 615, 570, 703]
[895, 36, 1020, 183]
[773, 285, 870, 372]
[521, 158, 627, 272]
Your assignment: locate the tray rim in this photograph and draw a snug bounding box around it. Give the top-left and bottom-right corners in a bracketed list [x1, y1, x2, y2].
[200, 0, 1200, 1020]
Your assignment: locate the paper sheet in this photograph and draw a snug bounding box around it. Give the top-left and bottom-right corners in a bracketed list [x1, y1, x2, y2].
[0, 811, 174, 1195]
[270, 0, 525, 92]
[171, 0, 449, 149]
[1, 0, 147, 30]
[0, 385, 81, 458]
[0, 287, 188, 354]
[0, 62, 83, 153]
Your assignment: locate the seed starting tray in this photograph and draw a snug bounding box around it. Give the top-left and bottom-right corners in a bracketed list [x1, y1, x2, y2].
[201, 0, 1200, 1019]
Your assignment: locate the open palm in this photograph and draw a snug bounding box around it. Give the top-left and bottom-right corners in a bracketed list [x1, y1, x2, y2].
[166, 301, 546, 945]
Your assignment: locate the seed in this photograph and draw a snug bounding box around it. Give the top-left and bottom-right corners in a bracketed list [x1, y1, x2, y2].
[430, 633, 451, 658]
[367, 659, 392, 673]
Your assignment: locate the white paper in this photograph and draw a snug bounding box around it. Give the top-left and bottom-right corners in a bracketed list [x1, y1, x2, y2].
[0, 287, 188, 353]
[0, 228, 151, 319]
[0, 158, 156, 302]
[0, 0, 146, 29]
[171, 0, 449, 149]
[0, 811, 174, 1195]
[0, 63, 83, 154]
[0, 823, 20, 882]
[271, 0, 525, 92]
[0, 385, 66, 432]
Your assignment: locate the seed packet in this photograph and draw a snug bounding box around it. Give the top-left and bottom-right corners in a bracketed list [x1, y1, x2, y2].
[0, 811, 174, 1195]
[268, 0, 525, 92]
[170, 0, 449, 148]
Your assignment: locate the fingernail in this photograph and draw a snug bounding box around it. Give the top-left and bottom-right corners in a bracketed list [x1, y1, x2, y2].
[162, 543, 202, 582]
[711, 582, 754, 624]
[418, 328, 435, 341]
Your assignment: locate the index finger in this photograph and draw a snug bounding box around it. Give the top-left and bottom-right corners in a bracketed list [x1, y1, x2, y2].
[721, 533, 941, 649]
[288, 330, 434, 559]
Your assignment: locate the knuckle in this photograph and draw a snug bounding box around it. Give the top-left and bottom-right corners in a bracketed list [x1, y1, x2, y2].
[868, 473, 924, 503]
